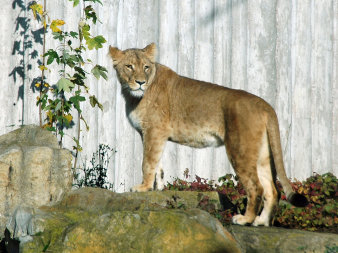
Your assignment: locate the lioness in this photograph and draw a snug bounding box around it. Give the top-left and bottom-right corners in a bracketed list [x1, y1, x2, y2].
[109, 43, 307, 226]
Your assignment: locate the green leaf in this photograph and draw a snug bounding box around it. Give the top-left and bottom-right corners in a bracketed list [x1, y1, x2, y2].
[84, 5, 98, 24]
[53, 31, 64, 40]
[70, 31, 78, 38]
[44, 50, 59, 65]
[94, 35, 106, 44]
[47, 56, 54, 65]
[324, 204, 335, 213]
[66, 55, 80, 68]
[70, 94, 86, 112]
[89, 95, 103, 110]
[74, 66, 87, 78]
[91, 65, 108, 80]
[62, 50, 70, 61]
[82, 24, 91, 40]
[46, 126, 56, 132]
[69, 0, 80, 7]
[86, 35, 106, 50]
[56, 78, 75, 92]
[55, 101, 62, 112]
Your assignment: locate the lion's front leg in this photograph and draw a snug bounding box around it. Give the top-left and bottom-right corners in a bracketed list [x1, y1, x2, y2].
[131, 130, 167, 192]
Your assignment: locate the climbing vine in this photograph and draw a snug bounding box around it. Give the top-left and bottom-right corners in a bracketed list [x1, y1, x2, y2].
[30, 0, 107, 168]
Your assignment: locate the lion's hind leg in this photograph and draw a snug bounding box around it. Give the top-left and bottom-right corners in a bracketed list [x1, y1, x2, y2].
[229, 152, 263, 225]
[252, 131, 278, 226]
[224, 114, 266, 225]
[231, 168, 263, 225]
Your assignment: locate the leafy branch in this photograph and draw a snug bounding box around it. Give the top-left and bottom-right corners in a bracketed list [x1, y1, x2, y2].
[30, 0, 108, 168]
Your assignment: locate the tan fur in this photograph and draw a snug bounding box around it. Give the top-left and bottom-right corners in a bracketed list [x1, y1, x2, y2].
[109, 43, 301, 226]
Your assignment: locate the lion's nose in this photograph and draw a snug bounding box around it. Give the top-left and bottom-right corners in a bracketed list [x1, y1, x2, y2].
[135, 80, 145, 85]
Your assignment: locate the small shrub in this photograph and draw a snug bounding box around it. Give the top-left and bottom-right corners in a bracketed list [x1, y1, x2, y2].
[164, 175, 215, 192]
[275, 173, 337, 232]
[73, 144, 115, 190]
[164, 172, 338, 233]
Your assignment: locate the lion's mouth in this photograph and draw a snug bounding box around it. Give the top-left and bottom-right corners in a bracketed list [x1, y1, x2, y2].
[135, 87, 144, 91]
[129, 87, 145, 97]
[132, 83, 147, 92]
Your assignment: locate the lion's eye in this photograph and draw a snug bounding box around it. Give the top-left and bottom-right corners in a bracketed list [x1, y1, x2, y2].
[125, 64, 133, 70]
[144, 65, 150, 71]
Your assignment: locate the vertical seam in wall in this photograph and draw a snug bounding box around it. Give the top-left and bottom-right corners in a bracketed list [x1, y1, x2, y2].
[176, 0, 180, 173]
[212, 0, 215, 177]
[114, 0, 123, 191]
[191, 0, 196, 176]
[212, 0, 215, 84]
[133, 0, 140, 188]
[96, 1, 100, 153]
[229, 0, 233, 88]
[310, 0, 314, 176]
[22, 0, 28, 125]
[286, 0, 292, 172]
[330, 0, 336, 174]
[245, 0, 249, 91]
[227, 0, 233, 174]
[290, 0, 296, 178]
[273, 0, 278, 108]
[114, 0, 119, 191]
[157, 1, 161, 61]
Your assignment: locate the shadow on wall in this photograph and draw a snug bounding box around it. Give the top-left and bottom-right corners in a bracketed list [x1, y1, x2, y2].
[8, 0, 249, 101]
[197, 0, 247, 27]
[9, 0, 44, 123]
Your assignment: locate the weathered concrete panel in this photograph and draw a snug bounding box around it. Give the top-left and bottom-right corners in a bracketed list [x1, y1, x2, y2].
[0, 0, 336, 192]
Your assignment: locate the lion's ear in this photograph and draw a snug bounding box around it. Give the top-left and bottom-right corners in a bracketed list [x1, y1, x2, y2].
[109, 46, 124, 66]
[143, 43, 156, 62]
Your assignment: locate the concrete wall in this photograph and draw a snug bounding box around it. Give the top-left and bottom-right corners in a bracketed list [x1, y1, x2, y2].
[1, 0, 337, 192]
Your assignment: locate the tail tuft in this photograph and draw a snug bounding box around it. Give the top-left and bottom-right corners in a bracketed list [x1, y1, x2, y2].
[287, 192, 309, 207]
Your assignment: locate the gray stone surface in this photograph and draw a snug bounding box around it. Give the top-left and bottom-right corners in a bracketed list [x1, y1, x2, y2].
[58, 187, 222, 212]
[15, 188, 338, 253]
[18, 188, 242, 253]
[0, 125, 73, 232]
[228, 225, 338, 253]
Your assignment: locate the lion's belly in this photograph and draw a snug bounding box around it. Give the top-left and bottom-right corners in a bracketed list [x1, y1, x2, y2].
[169, 128, 224, 148]
[128, 109, 225, 148]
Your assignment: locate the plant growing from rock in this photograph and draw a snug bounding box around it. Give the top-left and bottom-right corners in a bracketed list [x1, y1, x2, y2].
[72, 144, 115, 190]
[30, 0, 107, 169]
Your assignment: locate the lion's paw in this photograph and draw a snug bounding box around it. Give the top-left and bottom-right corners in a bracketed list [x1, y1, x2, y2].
[232, 214, 254, 225]
[252, 215, 270, 227]
[131, 184, 153, 192]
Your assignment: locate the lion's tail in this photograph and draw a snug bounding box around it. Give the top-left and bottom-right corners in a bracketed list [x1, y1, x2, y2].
[267, 110, 308, 207]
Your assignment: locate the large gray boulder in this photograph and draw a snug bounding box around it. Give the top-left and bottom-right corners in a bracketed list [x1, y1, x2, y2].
[15, 188, 242, 253]
[0, 125, 73, 232]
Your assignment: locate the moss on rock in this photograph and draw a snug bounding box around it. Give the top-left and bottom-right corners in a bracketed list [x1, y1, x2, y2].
[19, 188, 241, 253]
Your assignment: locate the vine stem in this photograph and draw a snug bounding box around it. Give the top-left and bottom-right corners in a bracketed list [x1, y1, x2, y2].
[39, 0, 47, 127]
[73, 0, 85, 170]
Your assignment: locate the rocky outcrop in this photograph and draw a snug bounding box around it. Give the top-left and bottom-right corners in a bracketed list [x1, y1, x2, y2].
[58, 187, 222, 212]
[0, 125, 73, 232]
[6, 187, 338, 253]
[228, 225, 338, 253]
[13, 188, 241, 253]
[1, 126, 336, 252]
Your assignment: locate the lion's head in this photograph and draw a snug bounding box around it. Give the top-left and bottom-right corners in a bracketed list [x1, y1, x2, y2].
[109, 43, 156, 98]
